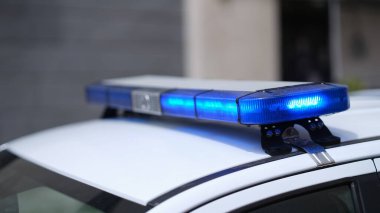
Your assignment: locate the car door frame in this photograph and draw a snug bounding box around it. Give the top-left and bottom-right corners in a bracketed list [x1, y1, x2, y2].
[192, 159, 378, 212]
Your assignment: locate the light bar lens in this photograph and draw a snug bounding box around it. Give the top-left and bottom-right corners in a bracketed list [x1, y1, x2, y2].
[108, 86, 133, 110]
[86, 83, 107, 104]
[161, 89, 207, 118]
[239, 84, 349, 124]
[196, 91, 249, 123]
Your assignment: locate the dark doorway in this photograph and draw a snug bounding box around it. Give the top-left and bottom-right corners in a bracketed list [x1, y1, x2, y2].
[280, 0, 331, 82]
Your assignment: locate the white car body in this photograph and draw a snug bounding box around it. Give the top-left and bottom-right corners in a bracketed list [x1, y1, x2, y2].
[1, 76, 380, 212]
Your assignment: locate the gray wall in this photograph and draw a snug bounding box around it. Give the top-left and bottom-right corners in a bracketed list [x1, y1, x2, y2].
[0, 0, 183, 143]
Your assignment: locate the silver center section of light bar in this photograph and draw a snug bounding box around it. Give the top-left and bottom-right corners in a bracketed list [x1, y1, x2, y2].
[132, 90, 163, 115]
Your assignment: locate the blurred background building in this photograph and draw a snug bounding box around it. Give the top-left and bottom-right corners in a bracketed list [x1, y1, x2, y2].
[0, 0, 183, 142]
[185, 0, 380, 88]
[1, 0, 379, 143]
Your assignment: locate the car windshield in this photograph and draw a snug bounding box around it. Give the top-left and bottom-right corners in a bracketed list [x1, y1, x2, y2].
[0, 151, 146, 213]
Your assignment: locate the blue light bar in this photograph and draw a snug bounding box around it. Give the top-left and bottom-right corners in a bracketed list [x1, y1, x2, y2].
[86, 83, 108, 104]
[239, 83, 349, 124]
[161, 89, 207, 118]
[108, 86, 133, 110]
[195, 91, 250, 123]
[86, 82, 349, 125]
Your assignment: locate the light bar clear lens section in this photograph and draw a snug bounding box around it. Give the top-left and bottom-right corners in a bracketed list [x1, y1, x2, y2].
[161, 89, 207, 118]
[132, 90, 163, 115]
[195, 91, 249, 123]
[239, 83, 349, 124]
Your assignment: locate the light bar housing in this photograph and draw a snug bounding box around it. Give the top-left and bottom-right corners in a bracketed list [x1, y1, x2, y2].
[239, 83, 349, 124]
[86, 82, 349, 125]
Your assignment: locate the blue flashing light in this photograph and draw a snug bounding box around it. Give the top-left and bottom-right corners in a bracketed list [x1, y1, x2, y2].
[196, 91, 249, 123]
[239, 83, 349, 124]
[86, 83, 108, 104]
[108, 86, 133, 110]
[287, 95, 323, 110]
[161, 89, 207, 118]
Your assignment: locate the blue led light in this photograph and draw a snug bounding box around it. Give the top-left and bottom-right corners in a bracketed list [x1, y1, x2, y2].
[86, 83, 108, 104]
[161, 89, 206, 118]
[196, 91, 249, 123]
[287, 95, 323, 110]
[166, 98, 194, 107]
[239, 83, 349, 124]
[108, 86, 133, 110]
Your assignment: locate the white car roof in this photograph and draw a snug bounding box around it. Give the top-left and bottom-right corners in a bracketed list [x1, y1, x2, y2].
[3, 97, 380, 206]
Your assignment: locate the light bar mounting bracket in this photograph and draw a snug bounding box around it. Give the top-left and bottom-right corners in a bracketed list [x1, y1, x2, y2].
[260, 117, 340, 156]
[102, 107, 119, 118]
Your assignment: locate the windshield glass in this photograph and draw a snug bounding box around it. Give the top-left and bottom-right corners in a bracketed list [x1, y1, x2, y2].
[0, 151, 146, 213]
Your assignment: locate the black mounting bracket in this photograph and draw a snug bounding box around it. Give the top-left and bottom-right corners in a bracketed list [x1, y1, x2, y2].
[260, 117, 340, 156]
[101, 107, 145, 119]
[101, 107, 118, 118]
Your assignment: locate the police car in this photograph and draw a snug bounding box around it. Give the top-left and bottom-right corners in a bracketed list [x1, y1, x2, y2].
[1, 76, 380, 213]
